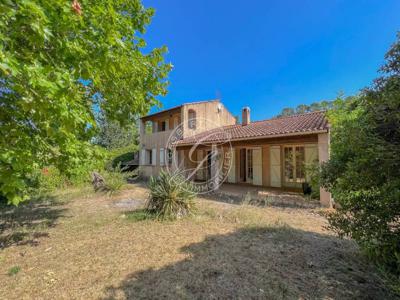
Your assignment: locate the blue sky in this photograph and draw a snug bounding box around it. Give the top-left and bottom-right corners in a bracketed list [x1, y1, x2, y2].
[142, 0, 400, 121]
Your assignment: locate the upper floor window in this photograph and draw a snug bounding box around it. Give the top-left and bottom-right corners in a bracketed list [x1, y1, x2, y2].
[188, 109, 196, 129]
[156, 119, 169, 132]
[144, 121, 153, 134]
[160, 121, 166, 131]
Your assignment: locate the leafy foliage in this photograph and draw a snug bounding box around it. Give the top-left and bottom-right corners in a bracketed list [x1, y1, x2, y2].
[304, 162, 320, 199]
[320, 33, 400, 278]
[0, 0, 171, 204]
[278, 100, 335, 117]
[94, 113, 139, 150]
[97, 164, 134, 196]
[33, 166, 68, 192]
[147, 171, 197, 220]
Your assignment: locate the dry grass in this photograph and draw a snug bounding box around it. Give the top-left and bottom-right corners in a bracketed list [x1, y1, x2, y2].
[0, 183, 395, 299]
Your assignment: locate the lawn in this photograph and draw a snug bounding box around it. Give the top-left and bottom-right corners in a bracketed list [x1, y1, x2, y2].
[0, 183, 395, 299]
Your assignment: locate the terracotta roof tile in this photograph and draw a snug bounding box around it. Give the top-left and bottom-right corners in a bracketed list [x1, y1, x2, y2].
[176, 111, 328, 145]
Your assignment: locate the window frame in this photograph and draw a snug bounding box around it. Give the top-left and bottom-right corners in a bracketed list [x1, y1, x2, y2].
[283, 145, 306, 183]
[146, 149, 152, 165]
[188, 109, 197, 129]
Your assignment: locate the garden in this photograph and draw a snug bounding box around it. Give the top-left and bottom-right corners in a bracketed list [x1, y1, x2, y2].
[1, 1, 399, 298]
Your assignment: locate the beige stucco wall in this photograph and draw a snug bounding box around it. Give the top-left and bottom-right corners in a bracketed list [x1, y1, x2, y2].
[318, 132, 332, 207]
[181, 101, 236, 138]
[139, 100, 236, 178]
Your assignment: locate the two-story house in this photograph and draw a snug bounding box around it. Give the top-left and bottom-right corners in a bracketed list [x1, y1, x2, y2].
[139, 99, 331, 207]
[138, 99, 236, 177]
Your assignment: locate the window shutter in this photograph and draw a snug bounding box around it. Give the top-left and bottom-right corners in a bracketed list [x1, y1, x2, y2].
[160, 148, 165, 166]
[140, 149, 146, 165]
[227, 149, 236, 183]
[152, 149, 156, 166]
[253, 148, 262, 186]
[165, 119, 169, 131]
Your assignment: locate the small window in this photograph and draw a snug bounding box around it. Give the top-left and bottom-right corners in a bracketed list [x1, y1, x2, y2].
[188, 109, 196, 129]
[158, 120, 166, 132]
[167, 149, 173, 164]
[146, 149, 152, 165]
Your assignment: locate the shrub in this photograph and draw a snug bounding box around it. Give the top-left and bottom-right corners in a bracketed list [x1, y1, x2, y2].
[320, 33, 400, 281]
[96, 164, 135, 196]
[102, 170, 127, 196]
[305, 162, 320, 200]
[146, 170, 197, 220]
[29, 166, 68, 192]
[8, 266, 21, 276]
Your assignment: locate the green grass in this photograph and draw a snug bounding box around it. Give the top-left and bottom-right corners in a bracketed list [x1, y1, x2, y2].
[123, 209, 154, 222]
[8, 266, 21, 276]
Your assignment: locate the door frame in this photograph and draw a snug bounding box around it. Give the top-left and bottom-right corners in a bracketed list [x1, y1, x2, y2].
[282, 144, 307, 186]
[238, 146, 260, 184]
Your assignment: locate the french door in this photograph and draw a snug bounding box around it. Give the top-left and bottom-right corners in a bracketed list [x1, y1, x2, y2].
[284, 146, 305, 183]
[239, 148, 261, 185]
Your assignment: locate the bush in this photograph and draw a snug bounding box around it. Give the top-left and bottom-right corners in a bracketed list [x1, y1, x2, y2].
[95, 164, 135, 196]
[29, 166, 68, 192]
[305, 162, 320, 200]
[320, 33, 400, 281]
[146, 170, 197, 220]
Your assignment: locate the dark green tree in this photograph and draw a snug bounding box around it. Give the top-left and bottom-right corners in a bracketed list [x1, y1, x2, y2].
[0, 0, 171, 204]
[321, 33, 400, 277]
[94, 114, 138, 150]
[277, 100, 334, 117]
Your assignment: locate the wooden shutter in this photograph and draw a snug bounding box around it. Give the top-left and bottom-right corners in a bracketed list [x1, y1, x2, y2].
[227, 148, 236, 183]
[160, 148, 165, 166]
[151, 149, 156, 166]
[305, 144, 318, 181]
[270, 146, 281, 187]
[253, 148, 262, 186]
[140, 149, 146, 165]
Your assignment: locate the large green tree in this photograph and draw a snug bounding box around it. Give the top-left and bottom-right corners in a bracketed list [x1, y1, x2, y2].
[94, 113, 138, 150]
[0, 0, 171, 204]
[277, 100, 335, 117]
[321, 33, 400, 277]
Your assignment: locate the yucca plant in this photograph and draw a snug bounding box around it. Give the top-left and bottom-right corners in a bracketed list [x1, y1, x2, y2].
[146, 170, 197, 220]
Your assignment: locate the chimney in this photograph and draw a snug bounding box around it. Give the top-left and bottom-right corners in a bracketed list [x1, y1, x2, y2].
[242, 107, 250, 125]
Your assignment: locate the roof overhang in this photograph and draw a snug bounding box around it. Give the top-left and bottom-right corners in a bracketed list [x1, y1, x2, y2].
[174, 129, 328, 147]
[140, 105, 182, 121]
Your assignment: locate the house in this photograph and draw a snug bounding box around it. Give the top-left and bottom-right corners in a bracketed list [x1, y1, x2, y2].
[139, 99, 331, 207]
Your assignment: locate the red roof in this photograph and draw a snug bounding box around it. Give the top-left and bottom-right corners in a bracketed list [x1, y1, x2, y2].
[176, 111, 328, 145]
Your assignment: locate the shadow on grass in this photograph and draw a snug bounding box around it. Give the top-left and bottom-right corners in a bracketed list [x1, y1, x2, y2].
[0, 194, 68, 249]
[103, 226, 393, 299]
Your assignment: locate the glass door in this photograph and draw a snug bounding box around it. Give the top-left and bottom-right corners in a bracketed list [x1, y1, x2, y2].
[284, 146, 305, 183]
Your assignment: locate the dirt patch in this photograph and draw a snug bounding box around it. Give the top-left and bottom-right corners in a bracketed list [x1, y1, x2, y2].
[0, 184, 395, 299]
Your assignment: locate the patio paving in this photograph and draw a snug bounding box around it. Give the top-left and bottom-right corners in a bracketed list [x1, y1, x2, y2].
[210, 183, 320, 208]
